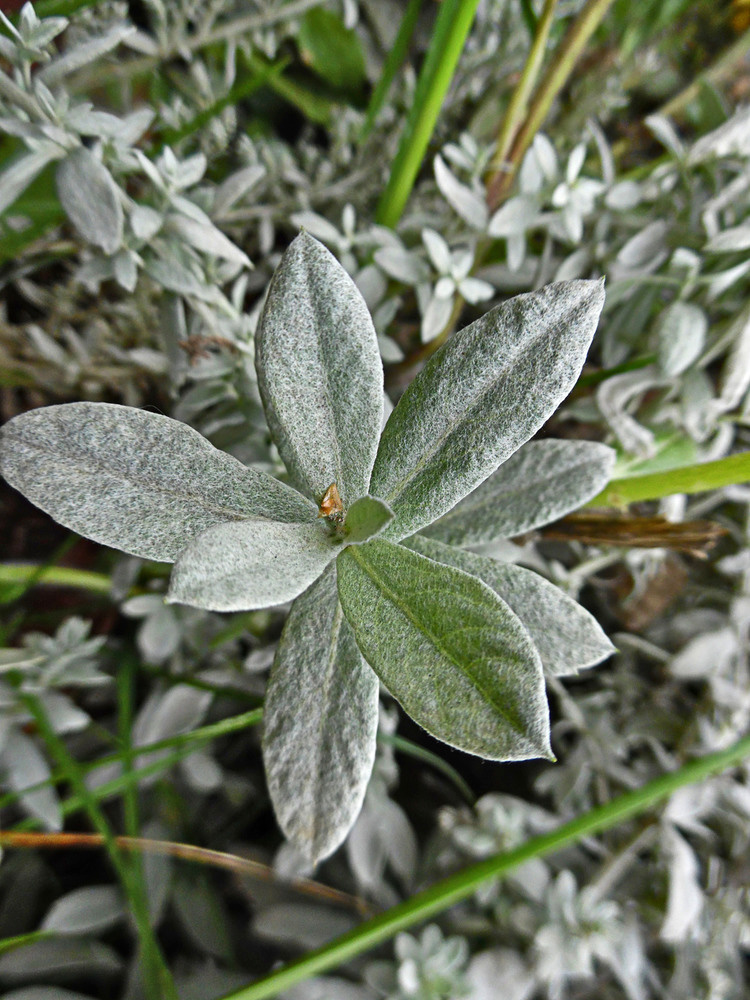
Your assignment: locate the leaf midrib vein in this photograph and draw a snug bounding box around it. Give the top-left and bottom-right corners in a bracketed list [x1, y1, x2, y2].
[348, 546, 524, 737]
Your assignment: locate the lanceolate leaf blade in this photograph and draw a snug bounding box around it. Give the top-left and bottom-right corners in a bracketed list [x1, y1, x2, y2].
[405, 536, 615, 676]
[263, 564, 379, 864]
[370, 280, 606, 541]
[0, 403, 315, 563]
[56, 147, 123, 254]
[167, 520, 338, 612]
[337, 539, 551, 761]
[256, 233, 383, 508]
[423, 439, 616, 546]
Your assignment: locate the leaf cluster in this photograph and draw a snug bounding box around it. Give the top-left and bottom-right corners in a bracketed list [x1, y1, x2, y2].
[0, 232, 615, 861]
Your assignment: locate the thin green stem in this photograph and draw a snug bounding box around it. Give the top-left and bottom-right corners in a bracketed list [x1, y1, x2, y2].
[19, 693, 177, 1000]
[359, 0, 423, 141]
[0, 563, 113, 594]
[217, 734, 750, 1000]
[383, 734, 475, 806]
[157, 57, 290, 151]
[588, 452, 750, 507]
[1, 709, 264, 822]
[487, 0, 615, 210]
[116, 657, 174, 1000]
[375, 0, 482, 228]
[489, 0, 560, 178]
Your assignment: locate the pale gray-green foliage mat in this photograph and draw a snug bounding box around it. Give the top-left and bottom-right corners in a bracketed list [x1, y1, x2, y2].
[0, 233, 611, 862]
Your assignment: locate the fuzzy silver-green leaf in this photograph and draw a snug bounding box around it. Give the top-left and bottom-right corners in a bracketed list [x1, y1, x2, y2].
[256, 232, 383, 508]
[337, 539, 551, 761]
[370, 280, 606, 541]
[263, 564, 379, 864]
[344, 495, 394, 544]
[405, 536, 615, 676]
[167, 519, 337, 612]
[423, 439, 615, 546]
[56, 147, 123, 254]
[0, 402, 316, 563]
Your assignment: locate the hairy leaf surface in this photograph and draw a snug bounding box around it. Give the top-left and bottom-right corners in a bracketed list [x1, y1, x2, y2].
[423, 439, 615, 545]
[167, 520, 337, 612]
[405, 536, 615, 676]
[256, 233, 383, 507]
[263, 565, 379, 863]
[337, 539, 551, 760]
[0, 403, 315, 562]
[344, 495, 394, 543]
[56, 147, 123, 254]
[370, 280, 605, 540]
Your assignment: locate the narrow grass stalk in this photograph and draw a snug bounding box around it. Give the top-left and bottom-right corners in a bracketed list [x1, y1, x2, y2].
[217, 733, 750, 1000]
[384, 733, 475, 806]
[0, 563, 113, 594]
[157, 57, 290, 150]
[488, 0, 560, 178]
[116, 656, 170, 994]
[487, 0, 616, 210]
[18, 693, 178, 1000]
[359, 0, 423, 141]
[0, 709, 264, 820]
[375, 0, 482, 228]
[589, 451, 750, 507]
[0, 831, 365, 913]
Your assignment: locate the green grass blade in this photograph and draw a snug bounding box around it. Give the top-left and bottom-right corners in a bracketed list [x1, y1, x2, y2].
[0, 563, 113, 594]
[359, 0, 423, 141]
[19, 693, 178, 1000]
[216, 733, 750, 1000]
[375, 0, 482, 228]
[589, 451, 750, 507]
[157, 57, 290, 150]
[0, 709, 263, 823]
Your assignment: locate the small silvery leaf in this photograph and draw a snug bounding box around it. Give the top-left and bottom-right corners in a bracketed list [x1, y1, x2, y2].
[0, 148, 59, 216]
[167, 520, 338, 612]
[689, 106, 750, 162]
[370, 281, 606, 541]
[130, 204, 163, 240]
[705, 224, 750, 254]
[423, 439, 615, 545]
[345, 495, 394, 544]
[256, 233, 383, 507]
[0, 403, 315, 562]
[1, 728, 61, 831]
[56, 148, 123, 255]
[488, 195, 540, 237]
[434, 154, 488, 230]
[337, 539, 551, 761]
[405, 536, 615, 676]
[167, 213, 251, 267]
[373, 246, 429, 284]
[656, 301, 707, 376]
[41, 886, 125, 936]
[645, 114, 685, 158]
[213, 164, 265, 216]
[38, 25, 135, 86]
[263, 565, 379, 863]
